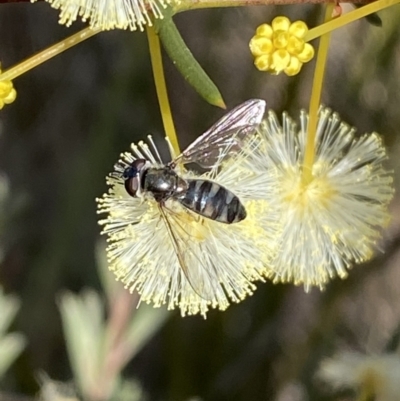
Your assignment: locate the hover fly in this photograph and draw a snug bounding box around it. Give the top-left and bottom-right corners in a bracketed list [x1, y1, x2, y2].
[117, 99, 266, 299]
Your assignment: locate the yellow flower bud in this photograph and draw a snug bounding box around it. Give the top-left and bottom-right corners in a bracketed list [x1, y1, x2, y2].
[284, 57, 303, 76]
[4, 88, 16, 104]
[256, 23, 273, 38]
[0, 79, 17, 108]
[297, 43, 315, 63]
[271, 49, 290, 72]
[288, 21, 308, 39]
[286, 35, 305, 55]
[272, 16, 290, 32]
[250, 16, 314, 76]
[254, 54, 273, 71]
[249, 36, 273, 57]
[0, 81, 12, 97]
[273, 31, 289, 49]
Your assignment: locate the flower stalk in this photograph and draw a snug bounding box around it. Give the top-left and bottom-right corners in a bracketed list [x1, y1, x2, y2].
[174, 0, 377, 11]
[0, 26, 100, 82]
[302, 3, 333, 185]
[301, 0, 399, 184]
[146, 25, 181, 156]
[305, 0, 400, 41]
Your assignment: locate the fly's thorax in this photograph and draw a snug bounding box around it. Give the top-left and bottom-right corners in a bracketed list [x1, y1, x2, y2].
[143, 166, 188, 201]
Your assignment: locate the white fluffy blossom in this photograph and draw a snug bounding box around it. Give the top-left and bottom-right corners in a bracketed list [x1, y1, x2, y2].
[252, 108, 394, 289]
[31, 0, 179, 31]
[97, 138, 279, 317]
[96, 107, 394, 313]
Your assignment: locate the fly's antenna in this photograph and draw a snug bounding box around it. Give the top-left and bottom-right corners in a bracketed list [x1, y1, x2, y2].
[147, 135, 163, 163]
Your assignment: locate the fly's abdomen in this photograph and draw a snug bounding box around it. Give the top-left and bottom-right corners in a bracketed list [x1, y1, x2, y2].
[178, 179, 246, 224]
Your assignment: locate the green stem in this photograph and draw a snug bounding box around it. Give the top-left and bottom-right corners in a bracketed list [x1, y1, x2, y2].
[305, 0, 400, 41]
[175, 0, 371, 12]
[302, 4, 333, 185]
[146, 26, 181, 156]
[0, 27, 100, 82]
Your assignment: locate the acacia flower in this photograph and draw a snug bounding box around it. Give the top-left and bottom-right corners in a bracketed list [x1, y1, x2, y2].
[0, 66, 17, 109]
[97, 137, 279, 317]
[31, 0, 180, 31]
[318, 352, 400, 401]
[249, 17, 314, 76]
[253, 108, 394, 289]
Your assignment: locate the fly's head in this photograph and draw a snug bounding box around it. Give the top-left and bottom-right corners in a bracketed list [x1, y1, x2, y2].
[122, 158, 149, 198]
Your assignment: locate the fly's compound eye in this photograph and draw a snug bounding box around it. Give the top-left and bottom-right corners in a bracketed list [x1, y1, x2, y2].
[123, 158, 147, 197]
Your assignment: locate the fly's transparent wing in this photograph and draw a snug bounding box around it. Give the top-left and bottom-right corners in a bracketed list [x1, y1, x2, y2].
[157, 204, 217, 301]
[173, 99, 266, 169]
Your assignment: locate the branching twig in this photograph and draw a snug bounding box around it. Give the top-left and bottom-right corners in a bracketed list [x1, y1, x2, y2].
[175, 0, 375, 10]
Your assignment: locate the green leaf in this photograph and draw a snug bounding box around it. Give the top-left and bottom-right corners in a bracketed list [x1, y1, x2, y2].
[0, 289, 20, 337]
[58, 290, 106, 398]
[154, 15, 226, 109]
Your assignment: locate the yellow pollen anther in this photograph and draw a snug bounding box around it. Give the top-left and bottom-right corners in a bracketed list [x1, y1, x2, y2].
[250, 17, 314, 76]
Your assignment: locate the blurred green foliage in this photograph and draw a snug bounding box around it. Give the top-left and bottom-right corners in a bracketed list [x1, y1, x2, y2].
[0, 288, 25, 380]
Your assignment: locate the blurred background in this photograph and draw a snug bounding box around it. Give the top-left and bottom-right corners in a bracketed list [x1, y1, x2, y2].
[0, 2, 399, 400]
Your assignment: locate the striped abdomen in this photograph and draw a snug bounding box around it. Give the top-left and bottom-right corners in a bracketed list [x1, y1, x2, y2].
[178, 179, 246, 224]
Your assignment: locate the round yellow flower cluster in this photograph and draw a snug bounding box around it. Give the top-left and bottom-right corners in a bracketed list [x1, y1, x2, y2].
[0, 67, 16, 109]
[249, 17, 315, 76]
